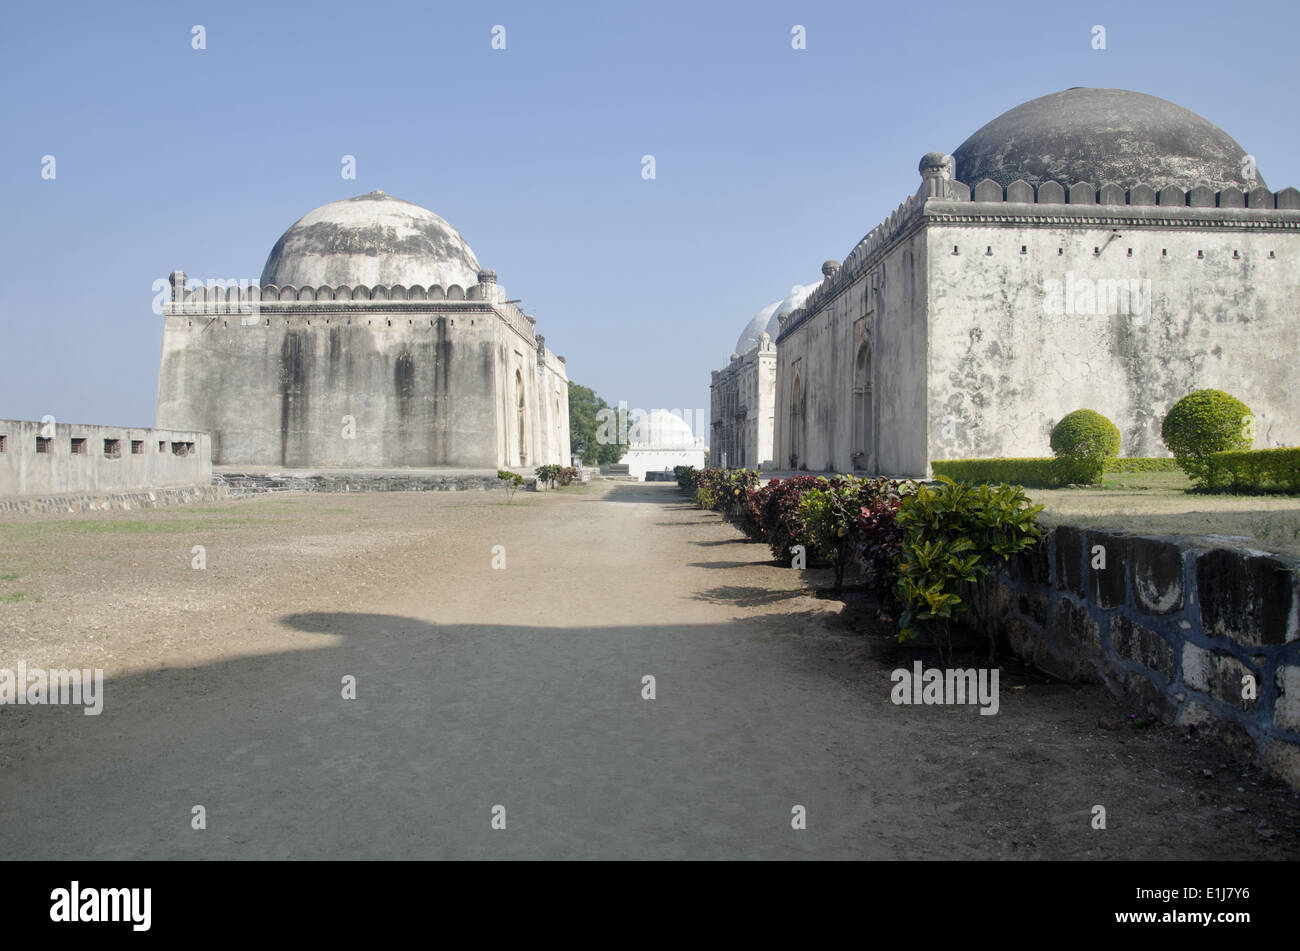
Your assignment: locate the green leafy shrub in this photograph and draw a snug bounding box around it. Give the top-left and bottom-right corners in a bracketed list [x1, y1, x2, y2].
[1199, 447, 1300, 493]
[674, 465, 697, 489]
[692, 468, 760, 514]
[535, 464, 562, 488]
[1162, 389, 1254, 482]
[798, 476, 906, 592]
[931, 458, 1066, 488]
[754, 475, 828, 561]
[1050, 409, 1120, 484]
[694, 484, 719, 510]
[497, 469, 524, 502]
[893, 476, 1043, 661]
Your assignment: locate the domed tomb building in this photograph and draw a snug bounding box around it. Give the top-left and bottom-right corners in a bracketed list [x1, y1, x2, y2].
[619, 409, 706, 481]
[709, 280, 821, 468]
[773, 88, 1300, 475]
[156, 191, 570, 469]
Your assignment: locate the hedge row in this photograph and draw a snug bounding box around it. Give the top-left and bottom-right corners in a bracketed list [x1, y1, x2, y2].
[1201, 447, 1300, 493]
[933, 456, 1181, 486]
[931, 458, 1068, 488]
[1104, 457, 1180, 473]
[677, 469, 1045, 661]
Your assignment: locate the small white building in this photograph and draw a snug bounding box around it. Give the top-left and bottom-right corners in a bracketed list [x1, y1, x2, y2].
[619, 410, 706, 481]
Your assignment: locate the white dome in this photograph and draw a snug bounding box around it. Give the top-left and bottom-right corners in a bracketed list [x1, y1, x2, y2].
[260, 190, 482, 290]
[628, 410, 702, 450]
[734, 282, 821, 356]
[735, 300, 783, 355]
[772, 282, 820, 324]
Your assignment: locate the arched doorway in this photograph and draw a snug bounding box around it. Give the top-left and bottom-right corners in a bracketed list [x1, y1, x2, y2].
[853, 341, 873, 472]
[789, 373, 804, 470]
[516, 370, 527, 466]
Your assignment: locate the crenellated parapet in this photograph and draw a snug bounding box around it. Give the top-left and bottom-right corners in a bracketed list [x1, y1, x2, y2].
[960, 177, 1299, 210]
[162, 268, 547, 345]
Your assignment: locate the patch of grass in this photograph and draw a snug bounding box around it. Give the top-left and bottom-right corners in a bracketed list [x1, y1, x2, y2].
[0, 572, 18, 581]
[0, 514, 285, 543]
[1097, 471, 1194, 491]
[0, 591, 36, 604]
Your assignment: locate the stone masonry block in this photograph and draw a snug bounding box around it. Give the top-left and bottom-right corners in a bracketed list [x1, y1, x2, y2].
[1086, 530, 1128, 609]
[1129, 536, 1185, 615]
[1046, 597, 1102, 681]
[1275, 666, 1300, 733]
[1196, 549, 1299, 646]
[1265, 741, 1300, 791]
[1054, 526, 1086, 598]
[1112, 616, 1176, 681]
[1182, 642, 1257, 708]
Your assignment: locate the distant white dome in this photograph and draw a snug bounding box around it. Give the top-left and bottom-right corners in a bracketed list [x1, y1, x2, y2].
[735, 300, 783, 355]
[733, 282, 821, 356]
[629, 410, 702, 450]
[771, 282, 819, 326]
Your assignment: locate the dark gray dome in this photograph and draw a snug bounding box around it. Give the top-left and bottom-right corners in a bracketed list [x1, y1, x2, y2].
[951, 88, 1264, 191]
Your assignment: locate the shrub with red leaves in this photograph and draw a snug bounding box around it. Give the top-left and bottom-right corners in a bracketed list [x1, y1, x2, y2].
[757, 475, 828, 562]
[857, 494, 905, 601]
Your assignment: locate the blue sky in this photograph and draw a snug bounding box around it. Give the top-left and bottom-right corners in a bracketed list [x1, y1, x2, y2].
[1, 0, 1297, 431]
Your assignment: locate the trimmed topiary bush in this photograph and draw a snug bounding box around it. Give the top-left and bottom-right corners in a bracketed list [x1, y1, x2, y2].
[1050, 409, 1121, 484]
[1161, 389, 1253, 483]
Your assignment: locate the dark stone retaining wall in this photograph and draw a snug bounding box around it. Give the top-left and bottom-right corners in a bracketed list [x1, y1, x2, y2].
[213, 471, 501, 496]
[967, 526, 1300, 789]
[0, 485, 228, 514]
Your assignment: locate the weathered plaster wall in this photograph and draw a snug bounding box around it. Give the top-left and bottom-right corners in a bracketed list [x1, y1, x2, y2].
[927, 201, 1300, 462]
[775, 227, 928, 477]
[0, 419, 210, 498]
[531, 338, 571, 467]
[158, 308, 499, 468]
[710, 340, 778, 469]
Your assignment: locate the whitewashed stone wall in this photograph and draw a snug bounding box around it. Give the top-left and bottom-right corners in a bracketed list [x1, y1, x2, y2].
[775, 175, 1300, 477]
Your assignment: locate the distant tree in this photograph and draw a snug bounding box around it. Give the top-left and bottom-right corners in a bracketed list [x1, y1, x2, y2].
[567, 382, 631, 466]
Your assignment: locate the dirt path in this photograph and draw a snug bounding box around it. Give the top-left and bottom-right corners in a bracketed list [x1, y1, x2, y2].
[0, 482, 1297, 859]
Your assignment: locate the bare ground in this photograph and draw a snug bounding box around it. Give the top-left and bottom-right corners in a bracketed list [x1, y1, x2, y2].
[0, 481, 1297, 859]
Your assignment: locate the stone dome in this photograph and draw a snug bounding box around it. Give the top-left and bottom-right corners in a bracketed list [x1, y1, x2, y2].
[951, 88, 1264, 191]
[771, 282, 819, 325]
[735, 301, 783, 355]
[260, 191, 482, 290]
[734, 282, 821, 357]
[629, 410, 702, 450]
